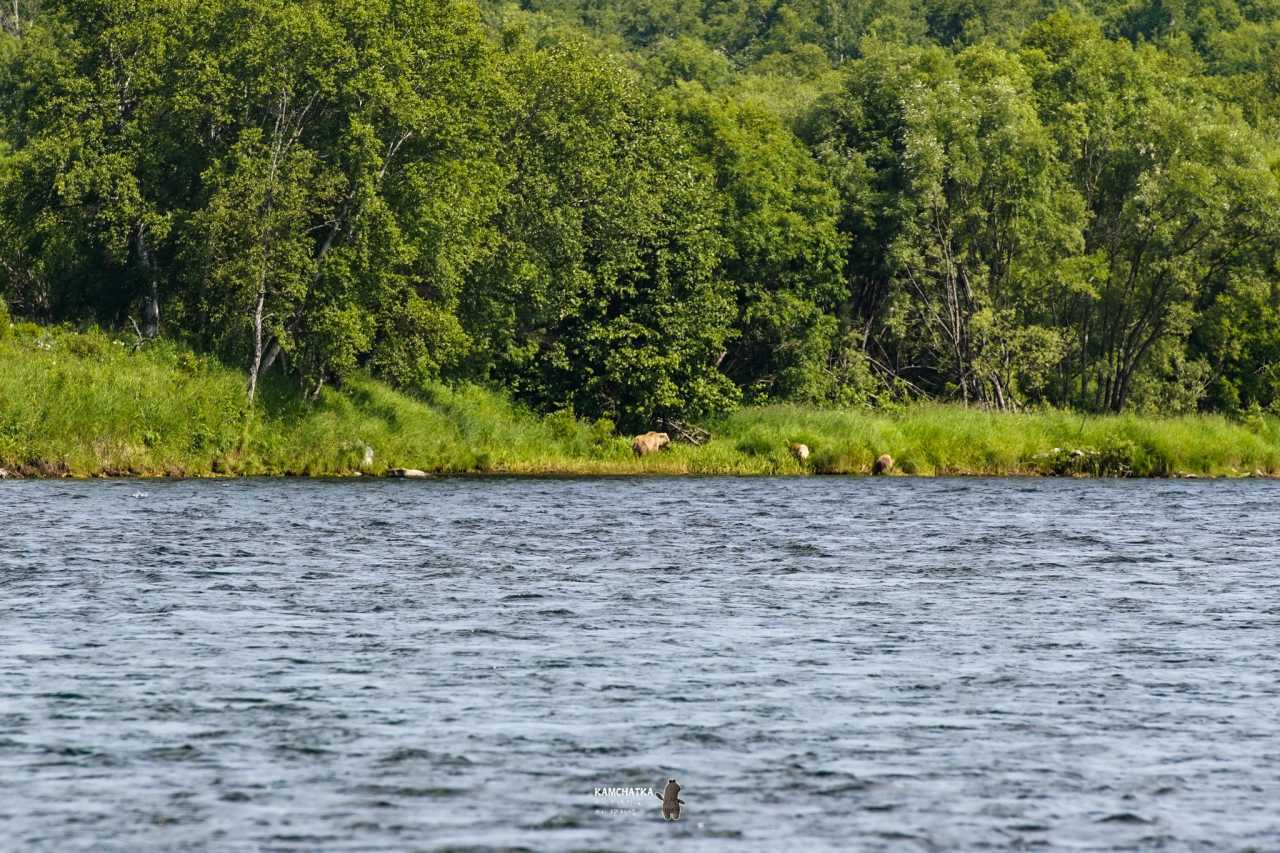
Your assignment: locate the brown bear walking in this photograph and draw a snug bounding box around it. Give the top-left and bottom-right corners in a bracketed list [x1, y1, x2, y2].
[632, 432, 671, 457]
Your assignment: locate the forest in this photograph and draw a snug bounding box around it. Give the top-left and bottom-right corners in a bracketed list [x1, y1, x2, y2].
[3, 0, 1280, 432]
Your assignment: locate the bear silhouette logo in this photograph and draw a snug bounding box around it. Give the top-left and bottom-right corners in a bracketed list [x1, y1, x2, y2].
[656, 778, 685, 820]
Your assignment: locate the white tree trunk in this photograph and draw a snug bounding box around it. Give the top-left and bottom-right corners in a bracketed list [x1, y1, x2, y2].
[247, 286, 266, 405]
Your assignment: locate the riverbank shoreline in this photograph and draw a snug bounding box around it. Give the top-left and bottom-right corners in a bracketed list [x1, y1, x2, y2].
[4, 324, 1280, 481]
[3, 469, 1278, 481]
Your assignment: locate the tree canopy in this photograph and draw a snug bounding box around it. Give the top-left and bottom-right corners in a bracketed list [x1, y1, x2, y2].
[3, 0, 1280, 424]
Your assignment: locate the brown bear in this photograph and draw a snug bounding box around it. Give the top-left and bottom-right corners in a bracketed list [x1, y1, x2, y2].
[872, 453, 894, 475]
[655, 778, 684, 820]
[632, 432, 671, 457]
[790, 442, 810, 462]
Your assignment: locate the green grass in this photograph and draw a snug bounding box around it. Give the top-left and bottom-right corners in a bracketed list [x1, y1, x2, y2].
[709, 404, 1280, 477]
[2, 322, 1279, 478]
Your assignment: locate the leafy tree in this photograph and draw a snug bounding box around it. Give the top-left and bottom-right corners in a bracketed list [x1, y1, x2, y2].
[1201, 18, 1280, 130]
[176, 0, 504, 399]
[669, 84, 848, 403]
[0, 0, 504, 400]
[1023, 13, 1280, 411]
[1, 0, 41, 36]
[806, 40, 1082, 408]
[461, 36, 739, 429]
[0, 0, 194, 323]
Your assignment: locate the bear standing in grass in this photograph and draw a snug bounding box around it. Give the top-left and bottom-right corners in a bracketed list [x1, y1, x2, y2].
[632, 432, 671, 457]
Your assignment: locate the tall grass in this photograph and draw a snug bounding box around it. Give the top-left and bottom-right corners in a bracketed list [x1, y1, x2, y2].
[713, 404, 1280, 477]
[2, 323, 1278, 478]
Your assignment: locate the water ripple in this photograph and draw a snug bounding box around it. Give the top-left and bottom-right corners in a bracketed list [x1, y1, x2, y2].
[1, 477, 1278, 850]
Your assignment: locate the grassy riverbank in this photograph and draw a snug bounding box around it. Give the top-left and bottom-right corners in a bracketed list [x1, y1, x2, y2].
[2, 323, 1279, 478]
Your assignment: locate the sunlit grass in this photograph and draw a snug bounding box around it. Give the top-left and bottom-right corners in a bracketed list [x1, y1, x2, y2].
[712, 404, 1280, 477]
[2, 323, 1278, 478]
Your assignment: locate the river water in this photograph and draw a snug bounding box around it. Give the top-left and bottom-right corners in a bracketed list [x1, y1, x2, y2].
[1, 477, 1278, 851]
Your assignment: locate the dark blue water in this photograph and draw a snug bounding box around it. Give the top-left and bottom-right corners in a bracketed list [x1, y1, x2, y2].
[2, 478, 1278, 850]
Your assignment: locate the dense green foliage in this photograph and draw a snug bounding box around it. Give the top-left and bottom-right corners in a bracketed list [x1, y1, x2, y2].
[3, 324, 1277, 476]
[3, 0, 1280, 428]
